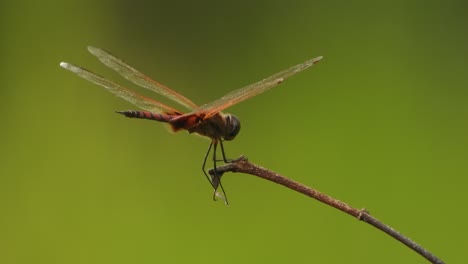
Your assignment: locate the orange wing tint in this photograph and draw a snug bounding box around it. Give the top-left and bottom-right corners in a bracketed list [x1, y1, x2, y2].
[177, 56, 323, 121]
[60, 62, 182, 115]
[87, 46, 199, 111]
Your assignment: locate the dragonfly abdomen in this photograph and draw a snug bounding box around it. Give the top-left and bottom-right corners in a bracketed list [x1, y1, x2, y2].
[116, 110, 175, 122]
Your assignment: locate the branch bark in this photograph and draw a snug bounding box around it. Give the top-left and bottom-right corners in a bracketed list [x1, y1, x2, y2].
[208, 156, 444, 264]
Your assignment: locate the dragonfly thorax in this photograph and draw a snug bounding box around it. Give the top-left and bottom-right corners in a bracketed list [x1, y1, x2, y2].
[185, 113, 241, 141]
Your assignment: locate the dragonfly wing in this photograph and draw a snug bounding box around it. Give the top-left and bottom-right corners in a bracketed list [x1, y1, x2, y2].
[87, 46, 198, 111]
[179, 56, 323, 120]
[60, 62, 181, 114]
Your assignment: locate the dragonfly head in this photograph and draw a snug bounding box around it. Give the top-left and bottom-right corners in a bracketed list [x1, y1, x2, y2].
[223, 114, 241, 141]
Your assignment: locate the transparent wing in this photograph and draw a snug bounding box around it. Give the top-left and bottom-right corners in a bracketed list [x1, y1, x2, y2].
[60, 62, 181, 114]
[88, 46, 198, 111]
[180, 56, 323, 119]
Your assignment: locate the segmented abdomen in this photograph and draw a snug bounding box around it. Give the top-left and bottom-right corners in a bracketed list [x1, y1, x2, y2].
[116, 110, 175, 123]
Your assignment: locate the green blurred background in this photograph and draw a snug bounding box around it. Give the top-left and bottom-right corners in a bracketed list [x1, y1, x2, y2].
[1, 0, 467, 263]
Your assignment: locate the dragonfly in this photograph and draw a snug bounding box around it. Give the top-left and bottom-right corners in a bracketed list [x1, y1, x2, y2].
[60, 46, 322, 204]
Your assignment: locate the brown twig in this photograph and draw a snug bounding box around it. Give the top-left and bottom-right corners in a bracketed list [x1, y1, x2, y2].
[208, 156, 445, 264]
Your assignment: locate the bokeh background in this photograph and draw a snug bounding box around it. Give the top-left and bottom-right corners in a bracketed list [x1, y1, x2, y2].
[1, 0, 467, 263]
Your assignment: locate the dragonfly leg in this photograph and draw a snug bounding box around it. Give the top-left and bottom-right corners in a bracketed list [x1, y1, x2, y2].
[212, 140, 229, 204]
[202, 141, 215, 189]
[219, 140, 234, 163]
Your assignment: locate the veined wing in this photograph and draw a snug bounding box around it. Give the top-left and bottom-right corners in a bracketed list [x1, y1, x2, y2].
[179, 56, 323, 120]
[60, 62, 182, 114]
[87, 46, 198, 111]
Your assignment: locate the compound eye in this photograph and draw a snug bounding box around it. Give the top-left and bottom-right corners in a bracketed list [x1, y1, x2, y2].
[224, 115, 241, 141]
